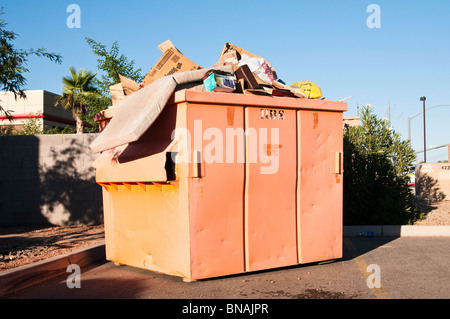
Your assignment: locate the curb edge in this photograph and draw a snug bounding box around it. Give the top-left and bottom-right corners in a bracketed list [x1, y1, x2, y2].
[0, 242, 105, 297]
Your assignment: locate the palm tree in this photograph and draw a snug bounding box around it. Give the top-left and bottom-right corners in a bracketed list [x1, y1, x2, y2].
[56, 66, 99, 133]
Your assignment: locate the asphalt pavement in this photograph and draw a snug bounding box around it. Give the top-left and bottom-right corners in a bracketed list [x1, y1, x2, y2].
[2, 236, 449, 302]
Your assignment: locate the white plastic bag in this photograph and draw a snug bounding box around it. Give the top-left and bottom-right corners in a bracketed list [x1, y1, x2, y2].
[238, 54, 276, 84]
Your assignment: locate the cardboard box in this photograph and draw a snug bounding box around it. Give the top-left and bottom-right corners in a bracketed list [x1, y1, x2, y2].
[141, 47, 202, 87]
[220, 42, 260, 60]
[213, 50, 239, 67]
[203, 72, 236, 93]
[119, 74, 142, 96]
[109, 83, 125, 107]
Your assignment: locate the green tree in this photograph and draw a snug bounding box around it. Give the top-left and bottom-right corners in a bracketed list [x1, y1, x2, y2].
[85, 37, 143, 96]
[81, 38, 143, 131]
[0, 9, 62, 119]
[56, 67, 99, 134]
[0, 113, 76, 135]
[343, 105, 422, 225]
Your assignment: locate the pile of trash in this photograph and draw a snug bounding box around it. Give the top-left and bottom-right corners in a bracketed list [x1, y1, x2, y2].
[89, 41, 324, 154]
[109, 40, 324, 107]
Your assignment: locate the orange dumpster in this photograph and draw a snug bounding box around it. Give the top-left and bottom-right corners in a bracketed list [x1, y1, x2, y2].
[92, 89, 347, 281]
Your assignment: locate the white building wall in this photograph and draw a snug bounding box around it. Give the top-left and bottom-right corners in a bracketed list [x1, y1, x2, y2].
[0, 90, 76, 130]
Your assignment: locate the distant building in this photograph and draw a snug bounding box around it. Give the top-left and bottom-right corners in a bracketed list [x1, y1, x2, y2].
[343, 116, 360, 128]
[0, 90, 76, 132]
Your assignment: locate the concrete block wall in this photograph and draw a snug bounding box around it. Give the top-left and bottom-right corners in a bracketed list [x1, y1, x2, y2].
[0, 133, 103, 227]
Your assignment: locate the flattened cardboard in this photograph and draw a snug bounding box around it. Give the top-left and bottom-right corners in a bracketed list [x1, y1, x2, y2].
[235, 64, 261, 90]
[220, 42, 261, 61]
[271, 87, 294, 97]
[244, 88, 270, 96]
[158, 40, 178, 53]
[213, 50, 239, 67]
[141, 48, 202, 87]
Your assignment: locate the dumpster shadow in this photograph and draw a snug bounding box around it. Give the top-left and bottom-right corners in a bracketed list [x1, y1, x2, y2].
[1, 261, 172, 299]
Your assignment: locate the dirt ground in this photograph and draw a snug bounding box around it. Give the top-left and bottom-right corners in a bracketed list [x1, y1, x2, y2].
[0, 200, 448, 273]
[413, 200, 450, 225]
[0, 224, 104, 272]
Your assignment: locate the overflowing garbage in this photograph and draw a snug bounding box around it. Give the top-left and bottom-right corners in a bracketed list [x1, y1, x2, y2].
[89, 41, 324, 154]
[109, 40, 324, 107]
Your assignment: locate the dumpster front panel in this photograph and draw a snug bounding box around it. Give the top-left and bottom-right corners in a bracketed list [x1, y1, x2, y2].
[244, 106, 298, 272]
[297, 110, 343, 264]
[187, 103, 245, 280]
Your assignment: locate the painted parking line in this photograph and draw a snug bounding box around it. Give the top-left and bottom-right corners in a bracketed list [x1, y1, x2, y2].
[344, 238, 392, 299]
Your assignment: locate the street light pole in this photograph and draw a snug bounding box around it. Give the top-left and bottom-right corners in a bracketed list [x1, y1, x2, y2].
[408, 116, 411, 141]
[420, 96, 426, 162]
[407, 104, 450, 143]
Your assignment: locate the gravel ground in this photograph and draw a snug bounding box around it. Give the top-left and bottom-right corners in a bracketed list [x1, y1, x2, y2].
[0, 225, 104, 272]
[413, 200, 450, 225]
[0, 200, 448, 273]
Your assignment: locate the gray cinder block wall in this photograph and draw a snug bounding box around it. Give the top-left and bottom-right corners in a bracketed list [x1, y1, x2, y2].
[0, 133, 103, 227]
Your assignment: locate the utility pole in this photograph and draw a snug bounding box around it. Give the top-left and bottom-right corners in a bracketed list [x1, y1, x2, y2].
[388, 101, 391, 123]
[420, 96, 427, 162]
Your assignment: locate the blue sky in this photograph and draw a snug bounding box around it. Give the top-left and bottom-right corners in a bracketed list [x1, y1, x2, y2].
[2, 0, 450, 162]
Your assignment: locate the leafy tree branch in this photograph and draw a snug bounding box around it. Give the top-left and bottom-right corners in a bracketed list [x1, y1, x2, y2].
[0, 8, 62, 120]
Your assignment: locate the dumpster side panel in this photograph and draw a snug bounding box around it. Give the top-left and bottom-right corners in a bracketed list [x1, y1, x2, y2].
[103, 181, 191, 278]
[245, 107, 298, 272]
[297, 110, 343, 264]
[98, 102, 192, 279]
[187, 103, 245, 280]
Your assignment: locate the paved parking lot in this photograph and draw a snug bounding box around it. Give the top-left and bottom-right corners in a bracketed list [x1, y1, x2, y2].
[3, 236, 449, 305]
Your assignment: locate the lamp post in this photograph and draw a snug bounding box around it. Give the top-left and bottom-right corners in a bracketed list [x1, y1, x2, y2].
[407, 104, 450, 141]
[420, 96, 426, 162]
